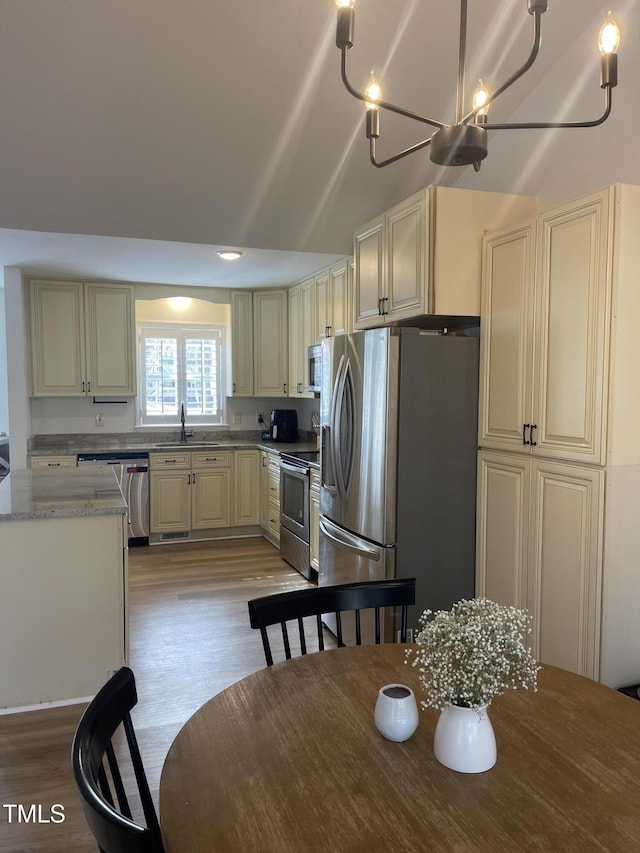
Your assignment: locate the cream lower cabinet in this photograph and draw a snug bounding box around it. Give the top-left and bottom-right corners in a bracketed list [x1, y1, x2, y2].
[260, 451, 281, 546]
[29, 279, 136, 397]
[30, 455, 77, 468]
[476, 450, 604, 680]
[150, 451, 232, 534]
[310, 469, 320, 574]
[233, 450, 259, 525]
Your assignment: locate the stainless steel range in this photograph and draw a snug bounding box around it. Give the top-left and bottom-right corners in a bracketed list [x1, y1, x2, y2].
[279, 451, 319, 582]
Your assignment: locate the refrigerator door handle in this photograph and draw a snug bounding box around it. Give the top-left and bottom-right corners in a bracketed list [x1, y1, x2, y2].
[319, 517, 381, 562]
[321, 424, 337, 492]
[332, 355, 355, 502]
[330, 355, 347, 502]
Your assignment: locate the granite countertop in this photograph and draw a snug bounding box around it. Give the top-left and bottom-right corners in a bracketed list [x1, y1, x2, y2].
[28, 432, 319, 457]
[0, 467, 127, 521]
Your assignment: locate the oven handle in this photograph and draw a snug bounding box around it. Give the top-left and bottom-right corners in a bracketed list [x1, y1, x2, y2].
[319, 517, 381, 561]
[280, 460, 310, 478]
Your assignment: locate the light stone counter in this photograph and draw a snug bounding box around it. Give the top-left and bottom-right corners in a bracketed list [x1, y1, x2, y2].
[0, 467, 126, 520]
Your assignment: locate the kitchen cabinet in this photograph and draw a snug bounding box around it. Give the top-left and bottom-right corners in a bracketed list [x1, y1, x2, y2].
[477, 184, 640, 687]
[309, 468, 320, 574]
[230, 291, 254, 396]
[29, 279, 136, 397]
[253, 290, 288, 397]
[260, 451, 281, 546]
[478, 191, 610, 465]
[233, 450, 259, 526]
[288, 278, 315, 398]
[149, 450, 232, 535]
[476, 451, 603, 679]
[30, 455, 77, 468]
[353, 186, 536, 329]
[316, 258, 351, 340]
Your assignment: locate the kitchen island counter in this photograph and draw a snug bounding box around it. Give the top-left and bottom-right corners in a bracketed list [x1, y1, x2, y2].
[0, 466, 126, 520]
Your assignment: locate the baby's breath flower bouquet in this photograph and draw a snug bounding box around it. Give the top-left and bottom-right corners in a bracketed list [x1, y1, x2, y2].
[407, 598, 539, 710]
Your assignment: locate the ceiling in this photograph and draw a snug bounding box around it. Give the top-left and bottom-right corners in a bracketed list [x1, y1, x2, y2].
[0, 0, 637, 289]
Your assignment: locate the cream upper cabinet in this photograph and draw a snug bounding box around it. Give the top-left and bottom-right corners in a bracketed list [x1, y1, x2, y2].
[329, 258, 351, 337]
[288, 279, 315, 398]
[315, 268, 332, 341]
[476, 451, 603, 680]
[479, 190, 611, 465]
[478, 223, 536, 452]
[230, 290, 254, 397]
[253, 290, 288, 397]
[353, 186, 536, 329]
[30, 279, 136, 397]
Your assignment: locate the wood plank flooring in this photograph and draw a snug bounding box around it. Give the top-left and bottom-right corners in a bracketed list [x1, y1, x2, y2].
[0, 537, 315, 852]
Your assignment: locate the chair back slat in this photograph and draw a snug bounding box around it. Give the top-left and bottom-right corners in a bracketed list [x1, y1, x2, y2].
[248, 579, 416, 667]
[104, 741, 132, 819]
[71, 667, 165, 853]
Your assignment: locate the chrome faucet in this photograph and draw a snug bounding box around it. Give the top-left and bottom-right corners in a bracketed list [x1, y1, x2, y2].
[180, 402, 194, 444]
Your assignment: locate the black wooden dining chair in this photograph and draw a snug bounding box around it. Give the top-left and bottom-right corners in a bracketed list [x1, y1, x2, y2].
[71, 667, 165, 853]
[248, 578, 416, 666]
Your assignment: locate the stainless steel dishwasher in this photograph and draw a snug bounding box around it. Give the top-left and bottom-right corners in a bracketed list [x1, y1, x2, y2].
[77, 452, 150, 545]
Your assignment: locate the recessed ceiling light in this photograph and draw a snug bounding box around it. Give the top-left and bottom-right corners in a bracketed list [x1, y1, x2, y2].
[217, 250, 244, 261]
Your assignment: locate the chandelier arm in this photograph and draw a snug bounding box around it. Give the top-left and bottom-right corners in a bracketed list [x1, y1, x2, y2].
[459, 10, 543, 126]
[483, 88, 612, 131]
[369, 135, 434, 169]
[341, 49, 446, 130]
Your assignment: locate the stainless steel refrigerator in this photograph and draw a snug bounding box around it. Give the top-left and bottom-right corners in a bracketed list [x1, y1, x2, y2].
[319, 327, 479, 641]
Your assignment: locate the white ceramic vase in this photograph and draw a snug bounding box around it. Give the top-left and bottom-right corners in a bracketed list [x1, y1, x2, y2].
[374, 684, 419, 742]
[433, 703, 497, 773]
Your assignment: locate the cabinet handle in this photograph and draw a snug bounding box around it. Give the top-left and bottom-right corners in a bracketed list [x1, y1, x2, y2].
[380, 296, 388, 316]
[325, 325, 331, 337]
[164, 458, 177, 463]
[377, 297, 383, 316]
[283, 383, 287, 393]
[523, 423, 531, 446]
[82, 381, 85, 392]
[297, 382, 302, 394]
[529, 424, 537, 447]
[192, 472, 196, 483]
[205, 457, 217, 462]
[187, 473, 191, 484]
[233, 382, 236, 393]
[87, 381, 91, 392]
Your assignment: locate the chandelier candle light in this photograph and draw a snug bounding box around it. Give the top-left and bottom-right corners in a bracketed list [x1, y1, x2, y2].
[335, 0, 621, 170]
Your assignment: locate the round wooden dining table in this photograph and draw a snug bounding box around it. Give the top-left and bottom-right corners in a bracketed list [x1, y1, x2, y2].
[160, 644, 640, 852]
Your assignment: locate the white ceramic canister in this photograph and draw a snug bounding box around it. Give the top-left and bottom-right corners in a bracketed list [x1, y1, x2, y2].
[374, 683, 419, 742]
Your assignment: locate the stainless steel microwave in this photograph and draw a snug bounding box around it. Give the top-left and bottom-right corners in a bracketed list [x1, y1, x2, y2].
[308, 344, 322, 393]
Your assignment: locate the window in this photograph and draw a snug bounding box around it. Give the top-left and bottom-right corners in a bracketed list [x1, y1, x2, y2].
[138, 324, 226, 426]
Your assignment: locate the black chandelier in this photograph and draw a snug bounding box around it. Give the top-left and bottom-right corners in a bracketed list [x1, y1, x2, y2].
[335, 0, 620, 171]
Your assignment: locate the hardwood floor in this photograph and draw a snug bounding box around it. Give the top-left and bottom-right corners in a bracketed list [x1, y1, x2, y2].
[0, 537, 314, 852]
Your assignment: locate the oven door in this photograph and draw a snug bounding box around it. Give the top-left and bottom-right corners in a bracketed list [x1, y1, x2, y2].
[280, 460, 310, 540]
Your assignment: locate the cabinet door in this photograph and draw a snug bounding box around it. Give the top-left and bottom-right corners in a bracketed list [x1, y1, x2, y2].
[150, 471, 190, 532]
[85, 283, 136, 395]
[532, 189, 612, 464]
[529, 460, 603, 679]
[385, 190, 427, 322]
[300, 277, 316, 395]
[315, 269, 332, 340]
[233, 450, 260, 525]
[478, 223, 536, 453]
[288, 284, 302, 397]
[259, 451, 270, 530]
[192, 468, 231, 529]
[30, 280, 85, 396]
[230, 291, 254, 396]
[475, 451, 530, 611]
[254, 290, 288, 397]
[354, 215, 384, 329]
[330, 259, 350, 337]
